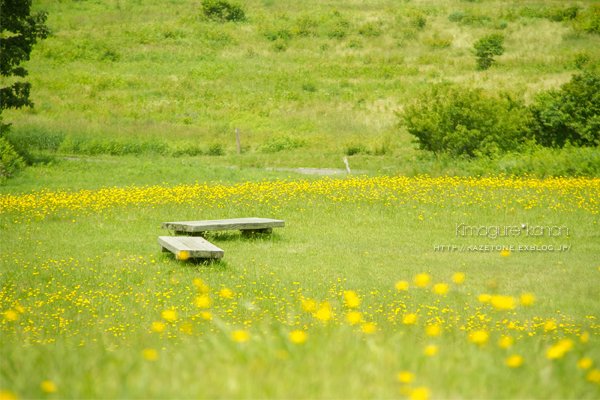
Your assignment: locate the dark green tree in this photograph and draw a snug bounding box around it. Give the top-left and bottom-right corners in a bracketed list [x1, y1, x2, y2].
[473, 34, 504, 70]
[0, 0, 50, 127]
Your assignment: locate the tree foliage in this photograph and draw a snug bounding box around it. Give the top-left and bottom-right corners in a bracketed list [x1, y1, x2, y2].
[398, 85, 531, 158]
[201, 0, 245, 22]
[0, 0, 50, 113]
[529, 72, 600, 148]
[473, 33, 504, 70]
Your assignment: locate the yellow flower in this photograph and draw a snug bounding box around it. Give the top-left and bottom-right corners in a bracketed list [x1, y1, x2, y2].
[344, 291, 360, 308]
[498, 336, 514, 349]
[232, 330, 250, 343]
[301, 298, 317, 313]
[161, 309, 177, 322]
[0, 390, 18, 400]
[580, 332, 590, 344]
[425, 324, 441, 337]
[347, 311, 362, 325]
[202, 311, 212, 320]
[180, 322, 193, 334]
[506, 355, 523, 368]
[152, 321, 166, 332]
[3, 310, 18, 321]
[395, 281, 409, 291]
[424, 345, 438, 356]
[40, 381, 57, 393]
[219, 288, 233, 299]
[546, 340, 573, 360]
[586, 369, 600, 384]
[402, 313, 417, 325]
[142, 349, 158, 361]
[433, 283, 449, 295]
[195, 295, 212, 308]
[544, 321, 557, 332]
[478, 294, 491, 303]
[361, 322, 375, 334]
[397, 371, 415, 383]
[193, 278, 210, 293]
[500, 248, 510, 257]
[410, 387, 430, 400]
[578, 358, 593, 370]
[520, 293, 535, 306]
[490, 295, 515, 311]
[176, 250, 190, 261]
[469, 330, 489, 345]
[315, 302, 332, 322]
[414, 274, 431, 288]
[289, 330, 307, 344]
[452, 272, 466, 284]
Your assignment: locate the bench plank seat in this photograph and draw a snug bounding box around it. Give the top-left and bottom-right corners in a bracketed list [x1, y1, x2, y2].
[158, 236, 224, 259]
[162, 217, 285, 234]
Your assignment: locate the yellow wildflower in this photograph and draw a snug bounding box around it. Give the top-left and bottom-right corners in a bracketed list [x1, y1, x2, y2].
[433, 283, 449, 295]
[195, 295, 212, 308]
[202, 311, 212, 320]
[520, 293, 535, 306]
[176, 250, 189, 261]
[425, 324, 441, 337]
[424, 345, 438, 356]
[577, 358, 593, 370]
[397, 371, 415, 383]
[586, 369, 600, 384]
[142, 349, 158, 361]
[478, 294, 491, 303]
[301, 298, 317, 313]
[402, 313, 417, 325]
[362, 322, 375, 334]
[452, 272, 466, 284]
[0, 391, 18, 400]
[500, 248, 510, 257]
[161, 309, 177, 322]
[152, 321, 166, 332]
[347, 311, 362, 325]
[344, 291, 360, 308]
[289, 330, 307, 344]
[3, 310, 18, 321]
[469, 330, 489, 345]
[414, 274, 431, 288]
[395, 281, 409, 291]
[232, 330, 249, 343]
[315, 302, 332, 322]
[498, 336, 514, 349]
[544, 321, 557, 332]
[40, 381, 57, 393]
[506, 355, 523, 368]
[490, 295, 515, 311]
[219, 288, 233, 299]
[410, 387, 430, 400]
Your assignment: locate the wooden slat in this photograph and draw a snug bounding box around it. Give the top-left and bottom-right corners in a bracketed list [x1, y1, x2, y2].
[158, 236, 224, 259]
[162, 217, 285, 233]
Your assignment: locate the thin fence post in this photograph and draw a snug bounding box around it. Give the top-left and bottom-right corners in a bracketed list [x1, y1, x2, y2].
[236, 127, 241, 155]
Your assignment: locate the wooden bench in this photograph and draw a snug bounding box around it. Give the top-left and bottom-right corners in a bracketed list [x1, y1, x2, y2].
[162, 217, 285, 236]
[158, 236, 224, 260]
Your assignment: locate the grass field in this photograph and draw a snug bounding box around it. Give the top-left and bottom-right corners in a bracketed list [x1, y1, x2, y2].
[2, 0, 600, 398]
[1, 164, 600, 398]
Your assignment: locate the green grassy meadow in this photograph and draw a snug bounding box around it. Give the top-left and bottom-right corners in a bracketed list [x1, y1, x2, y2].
[2, 0, 600, 399]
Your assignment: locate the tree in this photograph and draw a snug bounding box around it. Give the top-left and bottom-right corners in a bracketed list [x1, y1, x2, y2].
[473, 34, 504, 70]
[1, 0, 50, 127]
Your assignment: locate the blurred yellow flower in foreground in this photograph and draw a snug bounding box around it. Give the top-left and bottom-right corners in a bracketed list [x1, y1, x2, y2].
[344, 291, 360, 308]
[498, 336, 514, 349]
[424, 345, 438, 356]
[142, 349, 158, 361]
[414, 274, 431, 288]
[152, 322, 166, 333]
[402, 313, 417, 325]
[586, 369, 600, 384]
[315, 302, 332, 322]
[176, 250, 189, 261]
[195, 295, 212, 309]
[301, 298, 317, 313]
[0, 390, 18, 400]
[161, 309, 177, 322]
[40, 381, 57, 393]
[478, 294, 491, 303]
[219, 288, 233, 299]
[395, 281, 409, 291]
[580, 332, 590, 343]
[347, 311, 362, 325]
[362, 323, 375, 334]
[410, 387, 430, 400]
[506, 355, 523, 368]
[232, 330, 249, 343]
[3, 310, 18, 322]
[289, 330, 307, 344]
[469, 330, 489, 345]
[520, 293, 535, 306]
[501, 248, 511, 257]
[397, 371, 415, 383]
[425, 325, 441, 337]
[578, 358, 593, 370]
[433, 283, 449, 295]
[452, 272, 466, 284]
[546, 339, 574, 359]
[491, 295, 515, 311]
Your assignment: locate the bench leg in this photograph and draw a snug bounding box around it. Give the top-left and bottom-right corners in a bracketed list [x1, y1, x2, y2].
[241, 228, 273, 236]
[175, 230, 206, 237]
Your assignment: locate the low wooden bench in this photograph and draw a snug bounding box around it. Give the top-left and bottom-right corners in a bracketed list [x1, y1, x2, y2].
[162, 217, 285, 236]
[158, 236, 224, 260]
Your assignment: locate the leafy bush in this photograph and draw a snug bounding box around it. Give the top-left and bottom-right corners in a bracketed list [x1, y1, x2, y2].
[343, 140, 367, 156]
[546, 5, 580, 22]
[358, 22, 382, 37]
[573, 4, 600, 34]
[529, 72, 600, 148]
[261, 134, 306, 153]
[0, 137, 25, 184]
[201, 0, 245, 22]
[398, 85, 531, 158]
[473, 34, 504, 70]
[206, 142, 225, 156]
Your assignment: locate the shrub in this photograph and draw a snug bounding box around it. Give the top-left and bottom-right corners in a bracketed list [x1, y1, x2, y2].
[201, 0, 245, 22]
[343, 140, 367, 156]
[207, 142, 225, 156]
[574, 4, 600, 34]
[473, 34, 504, 70]
[261, 134, 306, 153]
[358, 22, 382, 37]
[0, 137, 25, 184]
[546, 5, 580, 22]
[398, 85, 531, 158]
[529, 72, 600, 148]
